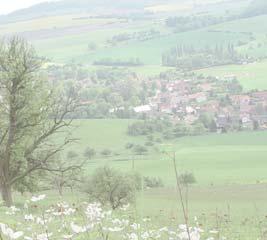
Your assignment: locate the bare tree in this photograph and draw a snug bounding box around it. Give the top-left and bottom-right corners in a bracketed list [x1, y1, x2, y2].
[0, 37, 80, 206]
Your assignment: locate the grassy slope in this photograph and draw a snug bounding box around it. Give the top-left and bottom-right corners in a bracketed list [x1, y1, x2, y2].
[195, 60, 267, 90]
[195, 15, 267, 90]
[69, 120, 267, 186]
[209, 14, 267, 33]
[53, 119, 267, 239]
[3, 119, 266, 239]
[0, 13, 249, 65]
[34, 28, 249, 64]
[0, 15, 120, 34]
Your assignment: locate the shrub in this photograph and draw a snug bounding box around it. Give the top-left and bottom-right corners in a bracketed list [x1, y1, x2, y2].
[83, 147, 96, 160]
[101, 149, 112, 156]
[125, 142, 134, 149]
[146, 135, 154, 141]
[144, 176, 164, 188]
[132, 145, 148, 155]
[145, 141, 154, 147]
[84, 166, 137, 209]
[179, 172, 196, 186]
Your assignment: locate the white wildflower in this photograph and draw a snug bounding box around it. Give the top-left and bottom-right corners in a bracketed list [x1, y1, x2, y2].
[31, 194, 46, 202]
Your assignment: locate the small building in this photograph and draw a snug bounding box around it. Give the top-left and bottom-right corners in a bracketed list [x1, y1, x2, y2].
[133, 105, 152, 113]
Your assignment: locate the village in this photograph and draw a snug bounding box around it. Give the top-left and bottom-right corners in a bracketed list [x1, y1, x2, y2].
[134, 75, 267, 133]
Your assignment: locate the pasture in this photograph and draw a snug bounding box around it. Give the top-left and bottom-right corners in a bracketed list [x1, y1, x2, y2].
[195, 60, 267, 90]
[59, 119, 267, 238]
[38, 29, 249, 64]
[0, 13, 252, 65]
[68, 120, 267, 186]
[2, 119, 267, 239]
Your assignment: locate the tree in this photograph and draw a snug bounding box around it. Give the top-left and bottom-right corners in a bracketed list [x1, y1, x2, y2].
[83, 147, 96, 160]
[84, 166, 136, 210]
[0, 37, 80, 206]
[132, 145, 148, 155]
[101, 149, 112, 156]
[179, 172, 196, 214]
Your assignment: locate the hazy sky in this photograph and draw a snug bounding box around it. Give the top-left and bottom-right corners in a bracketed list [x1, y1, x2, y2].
[0, 0, 53, 15]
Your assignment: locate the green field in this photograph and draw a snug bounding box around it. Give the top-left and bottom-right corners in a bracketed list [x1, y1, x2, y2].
[68, 120, 267, 186]
[2, 8, 266, 90]
[194, 15, 267, 90]
[4, 119, 264, 239]
[70, 120, 267, 238]
[209, 14, 267, 34]
[34, 28, 250, 64]
[30, 14, 264, 65]
[195, 60, 267, 90]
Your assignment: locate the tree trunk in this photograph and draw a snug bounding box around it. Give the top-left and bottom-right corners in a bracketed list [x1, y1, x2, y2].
[58, 185, 63, 196]
[1, 182, 13, 207]
[56, 180, 63, 196]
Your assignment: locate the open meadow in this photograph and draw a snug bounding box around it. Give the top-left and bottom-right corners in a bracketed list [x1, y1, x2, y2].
[2, 119, 267, 239]
[60, 119, 267, 238]
[195, 60, 267, 90]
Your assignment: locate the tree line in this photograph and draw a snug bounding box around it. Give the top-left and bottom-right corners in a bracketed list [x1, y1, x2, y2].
[162, 43, 250, 69]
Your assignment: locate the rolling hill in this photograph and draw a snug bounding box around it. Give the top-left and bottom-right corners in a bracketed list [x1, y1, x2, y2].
[243, 0, 267, 17]
[0, 0, 172, 23]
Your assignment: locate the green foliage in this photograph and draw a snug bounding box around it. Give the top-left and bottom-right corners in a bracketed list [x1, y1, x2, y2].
[93, 58, 144, 67]
[125, 142, 134, 149]
[162, 43, 249, 70]
[144, 176, 164, 188]
[173, 122, 207, 138]
[84, 166, 137, 209]
[127, 120, 171, 136]
[108, 29, 160, 45]
[14, 175, 40, 195]
[166, 15, 234, 33]
[199, 114, 217, 132]
[179, 172, 196, 186]
[132, 145, 148, 155]
[83, 147, 96, 160]
[145, 141, 154, 147]
[101, 149, 112, 156]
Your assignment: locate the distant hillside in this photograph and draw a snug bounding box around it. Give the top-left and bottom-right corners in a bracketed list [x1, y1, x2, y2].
[243, 0, 267, 17]
[0, 0, 167, 23]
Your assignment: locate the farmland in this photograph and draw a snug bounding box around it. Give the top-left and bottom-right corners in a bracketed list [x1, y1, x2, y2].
[3, 119, 267, 239]
[195, 60, 267, 90]
[67, 120, 267, 186]
[1, 0, 267, 239]
[59, 119, 267, 238]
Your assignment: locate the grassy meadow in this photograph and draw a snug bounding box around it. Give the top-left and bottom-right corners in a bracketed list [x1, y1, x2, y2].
[194, 14, 267, 90]
[4, 119, 266, 239]
[2, 118, 267, 239]
[195, 60, 267, 90]
[69, 120, 267, 186]
[60, 119, 267, 237]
